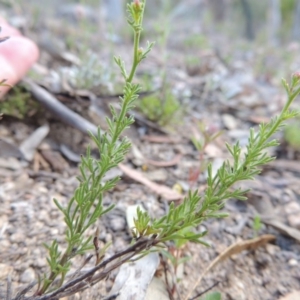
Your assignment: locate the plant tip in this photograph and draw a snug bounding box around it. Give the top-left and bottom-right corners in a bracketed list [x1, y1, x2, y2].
[292, 72, 300, 82]
[293, 72, 300, 79]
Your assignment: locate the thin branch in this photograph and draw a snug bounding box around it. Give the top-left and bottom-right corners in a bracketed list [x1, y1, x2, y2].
[24, 238, 158, 300]
[189, 281, 220, 300]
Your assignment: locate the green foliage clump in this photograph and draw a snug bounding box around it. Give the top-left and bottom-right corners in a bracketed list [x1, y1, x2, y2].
[183, 34, 209, 49]
[138, 89, 181, 126]
[284, 118, 300, 150]
[281, 0, 296, 29]
[0, 86, 37, 119]
[252, 215, 262, 237]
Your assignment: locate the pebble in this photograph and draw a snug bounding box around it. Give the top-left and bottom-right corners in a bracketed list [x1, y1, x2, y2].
[284, 201, 300, 229]
[144, 169, 168, 182]
[50, 228, 59, 235]
[222, 113, 238, 130]
[0, 263, 13, 279]
[0, 239, 10, 248]
[288, 259, 298, 266]
[10, 232, 25, 243]
[33, 258, 46, 269]
[266, 244, 279, 256]
[0, 157, 23, 170]
[20, 268, 36, 283]
[110, 216, 126, 232]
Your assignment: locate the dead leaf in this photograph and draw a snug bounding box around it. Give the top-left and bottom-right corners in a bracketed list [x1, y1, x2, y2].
[144, 169, 168, 182]
[184, 234, 276, 300]
[119, 164, 182, 201]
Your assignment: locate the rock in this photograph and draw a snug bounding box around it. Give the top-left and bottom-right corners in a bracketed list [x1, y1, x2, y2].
[265, 244, 279, 256]
[0, 157, 23, 170]
[110, 216, 126, 232]
[10, 232, 24, 243]
[288, 259, 298, 267]
[284, 201, 300, 229]
[144, 169, 168, 182]
[0, 263, 13, 279]
[222, 113, 238, 130]
[227, 275, 247, 300]
[20, 268, 36, 283]
[145, 277, 169, 300]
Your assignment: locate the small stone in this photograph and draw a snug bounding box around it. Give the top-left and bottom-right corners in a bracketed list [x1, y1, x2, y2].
[33, 258, 46, 268]
[0, 157, 22, 170]
[0, 263, 13, 279]
[20, 268, 36, 283]
[287, 213, 300, 229]
[0, 215, 8, 229]
[10, 232, 24, 243]
[0, 240, 10, 248]
[144, 169, 168, 182]
[288, 259, 298, 266]
[222, 114, 238, 130]
[266, 244, 279, 256]
[284, 201, 300, 229]
[50, 228, 59, 235]
[284, 201, 300, 215]
[110, 216, 125, 232]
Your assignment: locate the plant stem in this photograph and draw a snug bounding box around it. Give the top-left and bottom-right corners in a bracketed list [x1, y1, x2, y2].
[127, 30, 141, 83]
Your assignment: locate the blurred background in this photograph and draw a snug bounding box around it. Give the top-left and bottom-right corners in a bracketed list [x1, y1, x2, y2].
[1, 0, 299, 79]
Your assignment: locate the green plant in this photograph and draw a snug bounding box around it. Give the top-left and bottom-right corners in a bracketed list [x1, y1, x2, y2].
[160, 226, 194, 282]
[284, 117, 300, 150]
[8, 1, 300, 299]
[138, 6, 181, 127]
[252, 214, 262, 237]
[35, 0, 154, 296]
[185, 55, 201, 68]
[70, 49, 116, 92]
[138, 88, 181, 126]
[183, 34, 209, 50]
[0, 85, 37, 119]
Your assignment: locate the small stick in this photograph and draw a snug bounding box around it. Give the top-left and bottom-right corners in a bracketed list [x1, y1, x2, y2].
[23, 78, 98, 135]
[189, 281, 220, 300]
